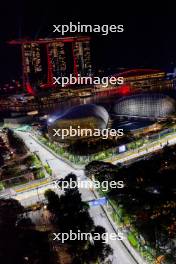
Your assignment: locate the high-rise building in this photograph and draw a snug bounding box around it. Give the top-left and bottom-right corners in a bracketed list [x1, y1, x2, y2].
[48, 42, 66, 77]
[73, 40, 91, 76]
[8, 36, 92, 94]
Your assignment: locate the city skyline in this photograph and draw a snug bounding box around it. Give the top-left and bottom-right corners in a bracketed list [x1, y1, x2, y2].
[1, 3, 176, 82]
[1, 3, 176, 264]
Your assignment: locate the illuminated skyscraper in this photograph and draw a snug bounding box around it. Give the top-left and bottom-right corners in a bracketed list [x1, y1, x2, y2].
[48, 42, 66, 77]
[73, 40, 91, 76]
[8, 36, 91, 94]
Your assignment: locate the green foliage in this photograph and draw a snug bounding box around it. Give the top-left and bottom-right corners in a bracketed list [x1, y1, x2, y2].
[44, 164, 52, 175]
[7, 129, 27, 154]
[36, 171, 45, 179]
[0, 198, 54, 263]
[26, 154, 42, 169]
[3, 166, 21, 177]
[0, 182, 4, 191]
[45, 173, 113, 263]
[25, 154, 37, 165]
[128, 232, 138, 248]
[85, 151, 176, 262]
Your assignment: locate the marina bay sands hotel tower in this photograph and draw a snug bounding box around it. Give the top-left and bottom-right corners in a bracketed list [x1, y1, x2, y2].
[8, 36, 92, 93]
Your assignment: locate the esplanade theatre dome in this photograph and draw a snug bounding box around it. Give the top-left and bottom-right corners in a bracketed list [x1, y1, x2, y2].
[48, 104, 109, 141]
[114, 94, 176, 118]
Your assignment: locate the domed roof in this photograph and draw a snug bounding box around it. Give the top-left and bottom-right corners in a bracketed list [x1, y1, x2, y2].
[114, 94, 175, 118]
[60, 104, 108, 123]
[48, 104, 109, 125]
[48, 104, 109, 142]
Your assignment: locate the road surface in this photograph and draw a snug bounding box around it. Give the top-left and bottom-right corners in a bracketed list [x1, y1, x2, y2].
[14, 131, 144, 264]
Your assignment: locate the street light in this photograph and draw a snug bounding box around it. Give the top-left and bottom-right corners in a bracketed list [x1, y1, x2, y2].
[36, 187, 40, 202]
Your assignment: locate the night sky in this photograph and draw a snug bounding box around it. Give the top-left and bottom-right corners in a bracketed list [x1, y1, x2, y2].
[0, 2, 176, 83]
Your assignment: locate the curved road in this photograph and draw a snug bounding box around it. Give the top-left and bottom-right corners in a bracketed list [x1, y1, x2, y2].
[15, 131, 145, 264]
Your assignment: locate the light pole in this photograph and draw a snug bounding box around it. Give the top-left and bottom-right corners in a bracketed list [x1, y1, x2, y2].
[36, 186, 40, 202]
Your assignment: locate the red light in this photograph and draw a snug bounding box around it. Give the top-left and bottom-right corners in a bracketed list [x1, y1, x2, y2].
[26, 82, 35, 95]
[118, 84, 131, 95]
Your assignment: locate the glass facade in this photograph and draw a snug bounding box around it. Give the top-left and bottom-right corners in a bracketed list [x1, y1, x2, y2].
[114, 94, 175, 118]
[48, 104, 109, 142]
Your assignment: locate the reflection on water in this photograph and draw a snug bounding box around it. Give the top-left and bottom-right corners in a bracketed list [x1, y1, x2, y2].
[46, 91, 158, 132]
[112, 119, 155, 131]
[48, 91, 121, 116]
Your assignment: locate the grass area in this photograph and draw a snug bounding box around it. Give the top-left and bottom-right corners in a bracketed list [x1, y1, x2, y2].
[39, 136, 115, 165]
[0, 153, 46, 190]
[96, 189, 155, 263]
[111, 211, 122, 226]
[25, 154, 42, 169]
[111, 203, 155, 263]
[38, 127, 176, 167]
[36, 171, 45, 179]
[44, 164, 52, 175]
[128, 232, 138, 248]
